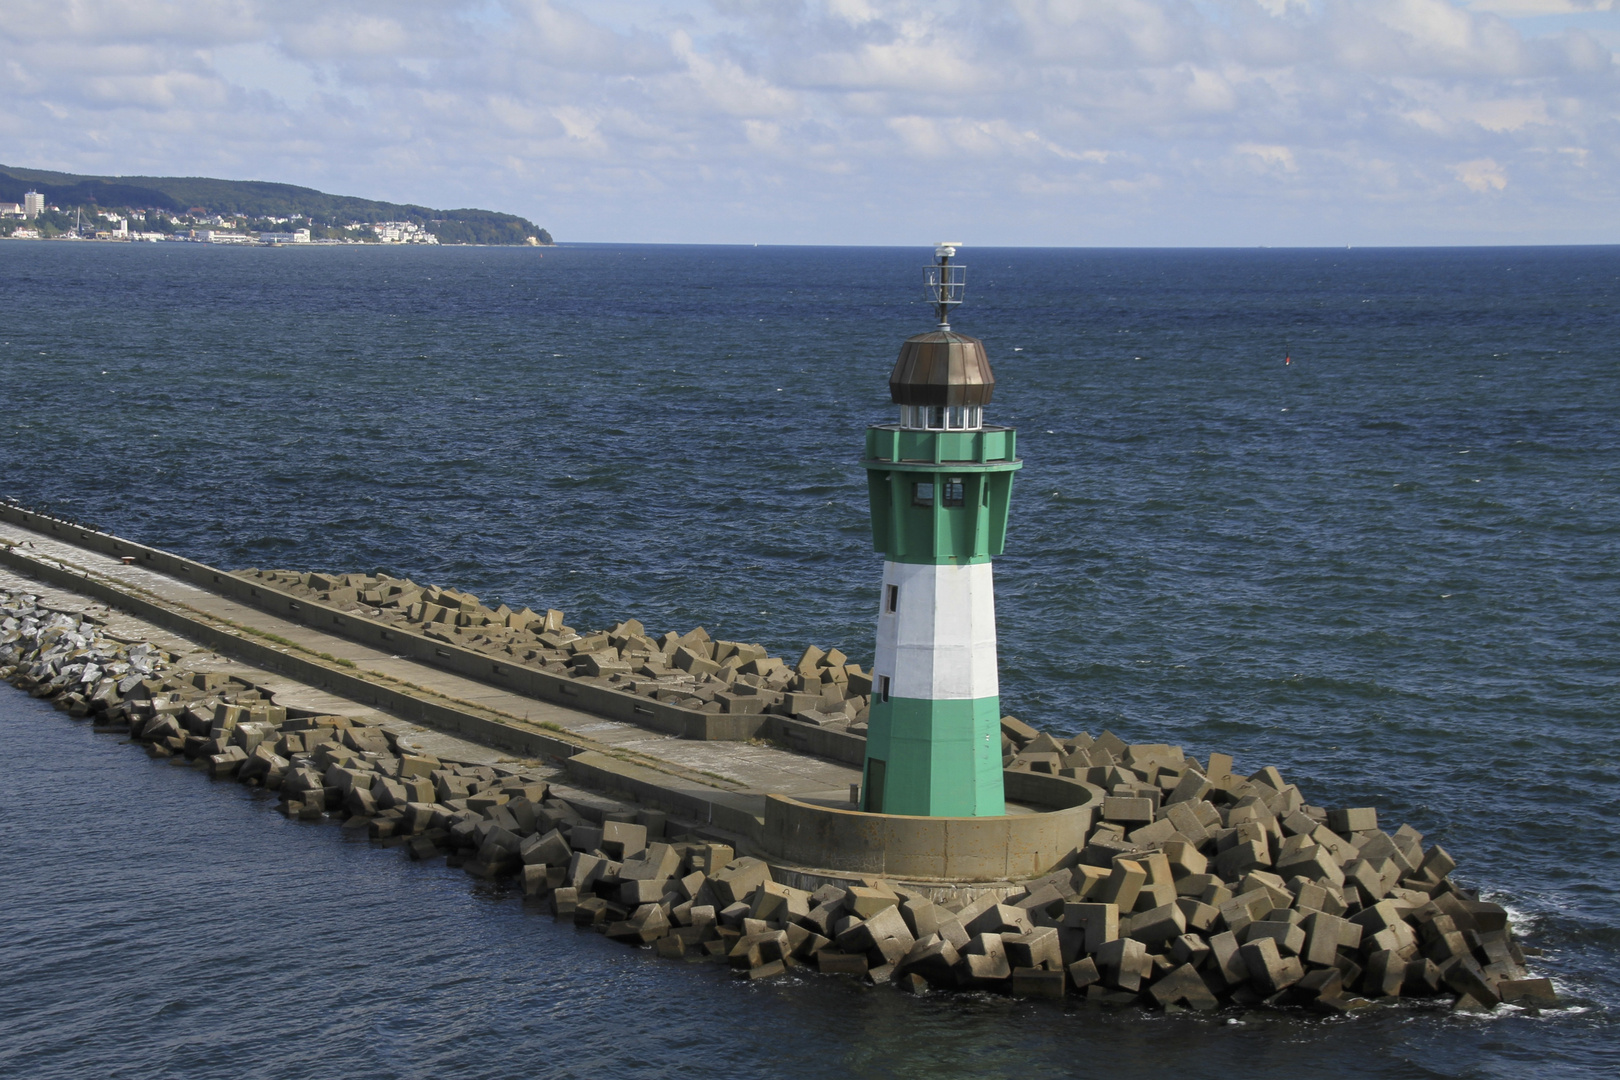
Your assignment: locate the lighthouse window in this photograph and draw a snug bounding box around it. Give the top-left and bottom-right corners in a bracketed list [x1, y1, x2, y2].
[912, 481, 934, 507]
[929, 406, 946, 429]
[943, 478, 965, 507]
[885, 584, 899, 613]
[878, 675, 891, 702]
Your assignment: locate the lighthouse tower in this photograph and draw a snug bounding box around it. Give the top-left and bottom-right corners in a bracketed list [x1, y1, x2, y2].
[859, 244, 1022, 817]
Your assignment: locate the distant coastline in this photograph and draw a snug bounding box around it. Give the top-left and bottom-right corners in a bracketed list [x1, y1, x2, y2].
[0, 163, 552, 247]
[0, 232, 551, 249]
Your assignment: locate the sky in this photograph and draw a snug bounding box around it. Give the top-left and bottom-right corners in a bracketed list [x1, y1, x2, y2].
[1, 0, 1617, 246]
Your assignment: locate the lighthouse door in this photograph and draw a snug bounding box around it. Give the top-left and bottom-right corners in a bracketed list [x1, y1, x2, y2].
[865, 759, 886, 814]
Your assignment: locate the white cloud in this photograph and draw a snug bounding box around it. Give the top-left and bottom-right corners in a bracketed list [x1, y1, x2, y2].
[827, 0, 884, 23]
[0, 0, 1614, 244]
[1237, 142, 1299, 171]
[551, 105, 603, 144]
[1454, 157, 1509, 189]
[1463, 2, 1614, 14]
[888, 115, 949, 156]
[742, 119, 781, 147]
[209, 43, 325, 106]
[1468, 96, 1550, 129]
[669, 29, 798, 117]
[281, 13, 414, 59]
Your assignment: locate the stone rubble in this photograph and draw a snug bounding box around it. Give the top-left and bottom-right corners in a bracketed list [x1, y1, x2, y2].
[238, 569, 873, 732]
[0, 587, 1559, 1015]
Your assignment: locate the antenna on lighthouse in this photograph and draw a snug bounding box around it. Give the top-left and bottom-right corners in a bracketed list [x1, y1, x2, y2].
[925, 242, 966, 330]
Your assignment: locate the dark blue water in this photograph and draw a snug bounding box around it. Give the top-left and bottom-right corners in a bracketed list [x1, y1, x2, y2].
[2, 242, 1618, 1077]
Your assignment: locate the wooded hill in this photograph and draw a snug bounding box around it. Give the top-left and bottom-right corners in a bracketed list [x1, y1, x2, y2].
[0, 164, 550, 245]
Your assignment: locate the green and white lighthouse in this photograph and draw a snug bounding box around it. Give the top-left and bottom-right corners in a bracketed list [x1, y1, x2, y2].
[859, 244, 1022, 817]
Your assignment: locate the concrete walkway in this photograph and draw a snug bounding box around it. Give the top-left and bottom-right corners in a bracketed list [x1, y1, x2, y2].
[0, 517, 862, 828]
[0, 561, 654, 826]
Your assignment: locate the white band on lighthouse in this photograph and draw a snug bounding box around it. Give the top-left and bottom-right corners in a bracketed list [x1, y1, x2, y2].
[873, 560, 999, 702]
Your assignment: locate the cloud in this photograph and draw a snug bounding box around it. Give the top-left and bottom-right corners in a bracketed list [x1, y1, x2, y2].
[208, 43, 326, 107]
[669, 29, 799, 117]
[551, 105, 602, 145]
[0, 0, 1615, 244]
[1454, 157, 1509, 189]
[1468, 97, 1551, 130]
[1237, 143, 1299, 171]
[1463, 2, 1615, 14]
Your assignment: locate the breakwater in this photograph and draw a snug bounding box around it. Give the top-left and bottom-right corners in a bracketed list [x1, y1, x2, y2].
[1, 582, 1558, 1015]
[238, 567, 873, 731]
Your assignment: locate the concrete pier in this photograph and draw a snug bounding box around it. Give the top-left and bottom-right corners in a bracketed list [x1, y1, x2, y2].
[0, 506, 1554, 1012]
[0, 507, 864, 839]
[0, 505, 1082, 845]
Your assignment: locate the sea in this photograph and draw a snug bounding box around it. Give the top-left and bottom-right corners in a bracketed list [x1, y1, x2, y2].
[1, 241, 1617, 1079]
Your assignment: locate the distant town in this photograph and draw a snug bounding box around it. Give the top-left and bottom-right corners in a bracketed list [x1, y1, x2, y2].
[0, 165, 552, 246]
[0, 191, 533, 246]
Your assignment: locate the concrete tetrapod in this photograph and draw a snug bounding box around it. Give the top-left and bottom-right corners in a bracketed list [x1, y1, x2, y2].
[0, 585, 1556, 1015]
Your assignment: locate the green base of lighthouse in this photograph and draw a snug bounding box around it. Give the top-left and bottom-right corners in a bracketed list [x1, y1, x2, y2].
[862, 694, 1004, 817]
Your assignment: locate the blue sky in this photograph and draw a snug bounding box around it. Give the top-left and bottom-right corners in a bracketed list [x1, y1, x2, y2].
[1, 1, 1616, 245]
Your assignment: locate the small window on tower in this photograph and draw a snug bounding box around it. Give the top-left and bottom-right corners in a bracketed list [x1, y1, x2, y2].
[943, 477, 965, 507]
[885, 584, 899, 613]
[929, 406, 946, 429]
[878, 675, 891, 702]
[913, 481, 934, 507]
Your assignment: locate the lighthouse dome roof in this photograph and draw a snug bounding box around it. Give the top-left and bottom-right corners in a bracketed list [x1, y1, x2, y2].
[888, 331, 996, 408]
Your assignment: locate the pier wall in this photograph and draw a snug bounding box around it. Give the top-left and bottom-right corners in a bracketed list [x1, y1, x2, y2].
[0, 505, 870, 760]
[0, 538, 580, 762]
[760, 792, 1099, 882]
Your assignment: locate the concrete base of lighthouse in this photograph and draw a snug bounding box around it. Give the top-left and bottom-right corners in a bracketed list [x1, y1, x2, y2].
[762, 769, 1104, 898]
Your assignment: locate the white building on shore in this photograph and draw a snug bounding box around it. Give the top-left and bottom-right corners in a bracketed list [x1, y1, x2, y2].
[352, 220, 439, 243]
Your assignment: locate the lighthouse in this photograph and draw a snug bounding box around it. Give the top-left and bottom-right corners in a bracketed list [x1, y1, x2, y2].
[859, 244, 1022, 817]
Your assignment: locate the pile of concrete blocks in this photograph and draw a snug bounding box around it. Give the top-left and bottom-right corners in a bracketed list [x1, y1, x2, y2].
[1, 587, 1560, 1014]
[239, 569, 875, 731]
[2, 590, 180, 723]
[0, 588, 549, 851]
[981, 720, 1557, 1012]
